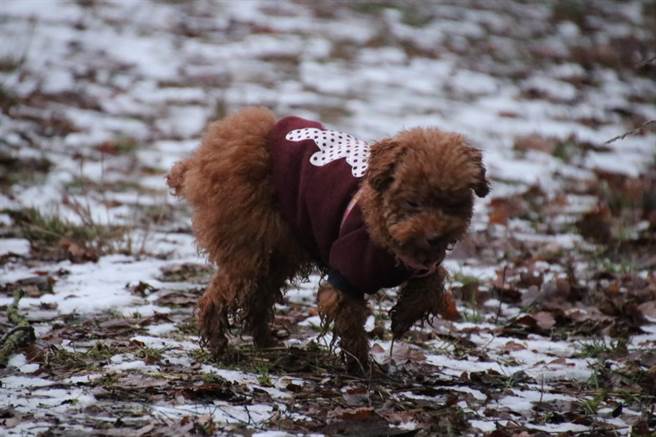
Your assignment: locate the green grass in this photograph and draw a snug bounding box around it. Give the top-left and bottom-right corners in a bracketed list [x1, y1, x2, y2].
[201, 373, 226, 384]
[578, 394, 603, 417]
[256, 364, 273, 387]
[64, 176, 145, 195]
[0, 152, 52, 188]
[97, 136, 141, 156]
[451, 272, 480, 288]
[552, 139, 576, 162]
[176, 317, 200, 336]
[0, 55, 23, 72]
[0, 85, 18, 112]
[551, 0, 587, 28]
[351, 2, 433, 27]
[136, 346, 163, 364]
[7, 207, 127, 258]
[593, 256, 637, 275]
[46, 342, 118, 371]
[460, 307, 484, 324]
[576, 337, 627, 359]
[190, 348, 213, 364]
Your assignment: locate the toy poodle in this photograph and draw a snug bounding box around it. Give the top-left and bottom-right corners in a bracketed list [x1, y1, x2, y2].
[167, 107, 489, 371]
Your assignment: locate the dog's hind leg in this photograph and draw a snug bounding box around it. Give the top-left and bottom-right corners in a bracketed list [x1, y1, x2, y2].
[197, 270, 239, 356]
[240, 274, 283, 348]
[200, 251, 302, 353]
[240, 255, 301, 348]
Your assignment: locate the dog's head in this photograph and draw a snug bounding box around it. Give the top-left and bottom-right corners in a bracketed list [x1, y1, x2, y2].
[360, 128, 489, 270]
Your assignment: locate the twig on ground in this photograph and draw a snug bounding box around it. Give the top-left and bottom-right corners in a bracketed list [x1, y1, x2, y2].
[636, 54, 656, 70]
[604, 120, 656, 145]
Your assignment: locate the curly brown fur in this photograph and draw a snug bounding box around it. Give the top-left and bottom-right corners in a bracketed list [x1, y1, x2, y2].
[360, 129, 489, 270]
[317, 283, 370, 372]
[360, 129, 488, 343]
[167, 107, 309, 356]
[168, 107, 489, 370]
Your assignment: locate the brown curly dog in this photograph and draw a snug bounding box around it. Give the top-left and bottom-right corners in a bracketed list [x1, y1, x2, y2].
[167, 107, 489, 372]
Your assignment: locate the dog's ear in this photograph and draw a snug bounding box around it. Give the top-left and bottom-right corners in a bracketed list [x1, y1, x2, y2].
[367, 140, 405, 192]
[467, 147, 490, 198]
[474, 166, 490, 197]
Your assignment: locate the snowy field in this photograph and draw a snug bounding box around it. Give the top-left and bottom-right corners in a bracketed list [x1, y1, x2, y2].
[1, 0, 655, 435]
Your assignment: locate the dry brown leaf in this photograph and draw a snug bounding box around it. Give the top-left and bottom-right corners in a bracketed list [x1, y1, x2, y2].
[502, 341, 527, 352]
[328, 406, 376, 422]
[533, 311, 556, 330]
[513, 134, 557, 154]
[439, 289, 461, 321]
[638, 301, 656, 320]
[489, 197, 525, 225]
[576, 204, 612, 242]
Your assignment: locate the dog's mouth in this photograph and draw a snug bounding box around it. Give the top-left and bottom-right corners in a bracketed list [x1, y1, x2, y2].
[394, 237, 455, 272]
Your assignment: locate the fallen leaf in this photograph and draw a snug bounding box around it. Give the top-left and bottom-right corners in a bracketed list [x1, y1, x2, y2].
[576, 204, 612, 242]
[439, 289, 461, 321]
[129, 281, 158, 296]
[533, 311, 556, 330]
[518, 269, 543, 288]
[547, 357, 572, 366]
[328, 406, 376, 422]
[489, 197, 525, 225]
[638, 301, 656, 320]
[513, 134, 556, 154]
[502, 341, 527, 352]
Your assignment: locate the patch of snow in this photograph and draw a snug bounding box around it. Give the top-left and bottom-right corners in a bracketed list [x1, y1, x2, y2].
[106, 359, 159, 372]
[393, 421, 418, 431]
[450, 386, 487, 401]
[496, 388, 577, 413]
[6, 256, 167, 315]
[1, 376, 55, 389]
[64, 374, 101, 384]
[6, 354, 39, 373]
[201, 365, 256, 384]
[131, 335, 198, 351]
[298, 315, 321, 328]
[147, 323, 177, 336]
[443, 262, 498, 281]
[151, 402, 275, 426]
[470, 419, 501, 432]
[525, 422, 589, 433]
[120, 304, 171, 318]
[0, 238, 30, 256]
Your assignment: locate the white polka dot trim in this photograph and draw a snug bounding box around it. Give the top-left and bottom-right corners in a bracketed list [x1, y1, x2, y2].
[285, 128, 370, 177]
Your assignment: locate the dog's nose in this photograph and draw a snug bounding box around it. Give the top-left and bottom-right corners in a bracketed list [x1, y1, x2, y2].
[427, 236, 442, 248]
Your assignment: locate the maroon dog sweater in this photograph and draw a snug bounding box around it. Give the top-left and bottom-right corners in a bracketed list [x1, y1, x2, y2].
[268, 116, 414, 297]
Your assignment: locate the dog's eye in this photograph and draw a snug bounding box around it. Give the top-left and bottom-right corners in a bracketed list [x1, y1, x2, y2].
[403, 200, 420, 210]
[442, 199, 471, 214]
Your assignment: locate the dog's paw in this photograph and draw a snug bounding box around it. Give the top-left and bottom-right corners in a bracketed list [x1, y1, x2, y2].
[390, 308, 419, 340]
[197, 297, 229, 357]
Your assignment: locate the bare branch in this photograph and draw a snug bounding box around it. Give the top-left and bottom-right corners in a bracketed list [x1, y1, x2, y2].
[604, 120, 656, 145]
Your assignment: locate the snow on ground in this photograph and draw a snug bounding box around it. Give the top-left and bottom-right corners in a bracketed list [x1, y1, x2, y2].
[1, 0, 655, 435]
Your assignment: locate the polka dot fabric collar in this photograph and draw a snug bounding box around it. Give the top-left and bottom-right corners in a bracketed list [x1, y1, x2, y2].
[285, 127, 370, 177]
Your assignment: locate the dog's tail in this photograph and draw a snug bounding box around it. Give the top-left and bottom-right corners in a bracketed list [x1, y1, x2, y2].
[166, 159, 189, 196]
[166, 106, 276, 199]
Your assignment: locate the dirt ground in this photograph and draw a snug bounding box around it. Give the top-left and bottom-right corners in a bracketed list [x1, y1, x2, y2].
[1, 1, 655, 436]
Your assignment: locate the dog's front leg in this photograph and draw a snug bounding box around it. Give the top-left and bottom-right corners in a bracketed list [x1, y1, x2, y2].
[317, 283, 370, 372]
[390, 266, 447, 339]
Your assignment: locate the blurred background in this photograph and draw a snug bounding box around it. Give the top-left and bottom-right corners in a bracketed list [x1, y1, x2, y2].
[1, 1, 656, 435]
